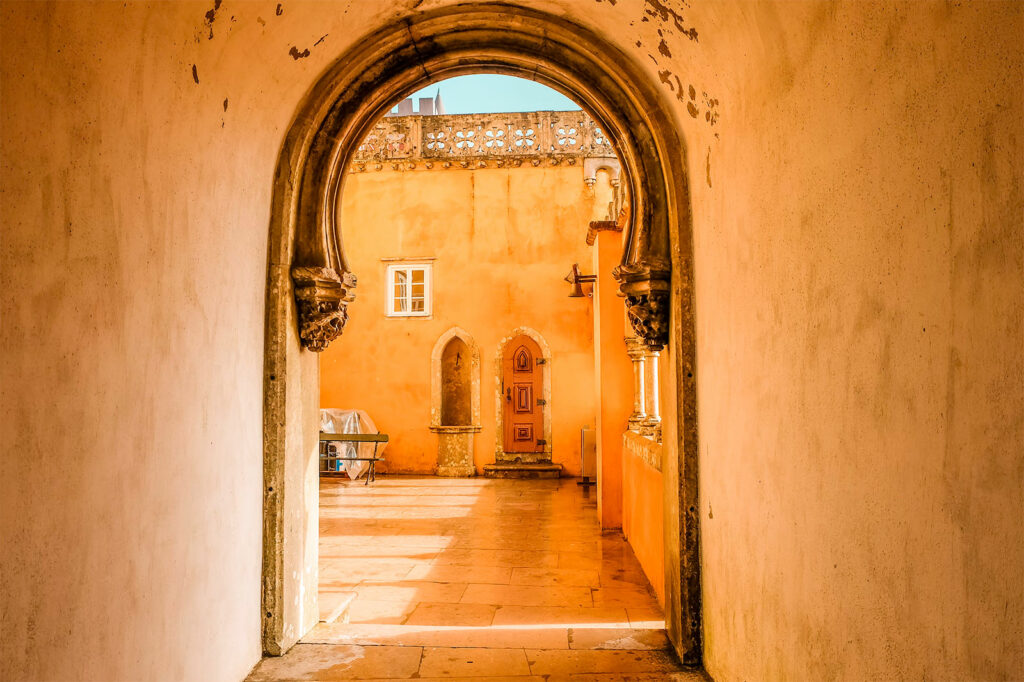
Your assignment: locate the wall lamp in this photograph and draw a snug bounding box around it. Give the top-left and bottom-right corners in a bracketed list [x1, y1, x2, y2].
[564, 263, 597, 298]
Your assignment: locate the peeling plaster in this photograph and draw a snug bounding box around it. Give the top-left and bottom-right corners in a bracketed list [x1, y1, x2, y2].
[202, 0, 222, 40]
[644, 0, 698, 41]
[655, 69, 720, 127]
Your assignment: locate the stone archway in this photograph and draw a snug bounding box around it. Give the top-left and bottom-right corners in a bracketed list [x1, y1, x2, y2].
[262, 3, 700, 664]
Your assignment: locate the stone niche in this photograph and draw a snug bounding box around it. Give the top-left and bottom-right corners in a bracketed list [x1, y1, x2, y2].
[430, 328, 481, 476]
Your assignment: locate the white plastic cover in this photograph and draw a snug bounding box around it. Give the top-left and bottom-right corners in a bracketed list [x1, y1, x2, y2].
[319, 409, 387, 481]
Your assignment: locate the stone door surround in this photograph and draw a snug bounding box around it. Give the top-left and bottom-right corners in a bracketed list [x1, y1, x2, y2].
[495, 328, 553, 463]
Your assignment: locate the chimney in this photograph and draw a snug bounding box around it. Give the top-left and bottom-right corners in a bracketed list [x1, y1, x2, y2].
[434, 91, 446, 115]
[418, 97, 434, 116]
[397, 98, 414, 116]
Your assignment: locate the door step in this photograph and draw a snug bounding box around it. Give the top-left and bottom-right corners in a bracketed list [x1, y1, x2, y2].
[483, 462, 562, 479]
[319, 591, 357, 624]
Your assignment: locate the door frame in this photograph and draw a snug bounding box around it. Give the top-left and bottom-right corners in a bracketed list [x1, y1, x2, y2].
[495, 327, 552, 461]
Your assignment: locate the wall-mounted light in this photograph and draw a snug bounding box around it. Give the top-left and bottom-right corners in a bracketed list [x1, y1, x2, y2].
[564, 263, 597, 298]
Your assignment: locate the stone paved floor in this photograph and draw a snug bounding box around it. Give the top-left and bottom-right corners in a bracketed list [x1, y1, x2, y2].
[247, 476, 702, 681]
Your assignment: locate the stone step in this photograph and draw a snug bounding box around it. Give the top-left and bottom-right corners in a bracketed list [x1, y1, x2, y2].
[304, 623, 673, 652]
[319, 591, 357, 624]
[483, 462, 563, 479]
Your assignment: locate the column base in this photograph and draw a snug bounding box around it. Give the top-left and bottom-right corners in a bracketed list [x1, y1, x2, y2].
[436, 465, 477, 477]
[434, 426, 478, 478]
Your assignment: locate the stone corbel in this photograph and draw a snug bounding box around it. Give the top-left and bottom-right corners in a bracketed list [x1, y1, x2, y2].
[292, 266, 356, 352]
[615, 261, 671, 349]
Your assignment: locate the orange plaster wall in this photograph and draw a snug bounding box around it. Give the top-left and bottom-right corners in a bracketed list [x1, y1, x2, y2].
[320, 163, 599, 475]
[591, 229, 633, 529]
[622, 440, 666, 606]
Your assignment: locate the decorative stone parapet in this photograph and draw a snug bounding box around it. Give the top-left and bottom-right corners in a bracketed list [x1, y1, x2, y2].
[624, 429, 663, 472]
[349, 111, 614, 171]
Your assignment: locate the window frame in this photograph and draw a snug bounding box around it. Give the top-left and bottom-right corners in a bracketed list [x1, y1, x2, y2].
[385, 262, 433, 317]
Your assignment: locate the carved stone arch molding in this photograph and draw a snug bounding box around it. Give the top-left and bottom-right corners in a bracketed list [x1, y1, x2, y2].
[264, 3, 699, 665]
[494, 327, 553, 462]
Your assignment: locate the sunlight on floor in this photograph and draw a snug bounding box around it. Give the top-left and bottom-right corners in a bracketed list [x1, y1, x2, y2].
[248, 476, 696, 681]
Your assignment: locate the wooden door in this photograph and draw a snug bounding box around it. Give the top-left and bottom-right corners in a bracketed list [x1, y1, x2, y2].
[502, 335, 544, 454]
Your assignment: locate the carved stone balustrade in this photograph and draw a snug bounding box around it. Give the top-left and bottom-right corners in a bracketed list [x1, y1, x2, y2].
[349, 111, 615, 170]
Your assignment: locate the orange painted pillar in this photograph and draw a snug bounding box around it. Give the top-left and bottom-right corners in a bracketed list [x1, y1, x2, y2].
[591, 228, 633, 529]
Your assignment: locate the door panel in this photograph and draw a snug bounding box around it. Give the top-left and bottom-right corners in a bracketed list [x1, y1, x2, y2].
[513, 384, 533, 413]
[502, 335, 544, 454]
[513, 424, 534, 442]
[513, 347, 532, 372]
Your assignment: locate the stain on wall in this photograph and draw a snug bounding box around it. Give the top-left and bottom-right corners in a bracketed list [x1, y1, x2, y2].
[643, 0, 698, 41]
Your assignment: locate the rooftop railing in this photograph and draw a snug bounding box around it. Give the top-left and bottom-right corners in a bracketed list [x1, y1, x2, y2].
[351, 111, 615, 163]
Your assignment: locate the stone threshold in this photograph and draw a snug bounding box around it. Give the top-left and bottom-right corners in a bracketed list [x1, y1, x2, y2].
[483, 462, 563, 479]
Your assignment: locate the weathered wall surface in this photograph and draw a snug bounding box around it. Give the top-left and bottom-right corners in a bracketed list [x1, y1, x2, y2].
[319, 164, 599, 475]
[0, 2, 413, 680]
[622, 432, 666, 606]
[2, 1, 1021, 681]
[658, 2, 1024, 680]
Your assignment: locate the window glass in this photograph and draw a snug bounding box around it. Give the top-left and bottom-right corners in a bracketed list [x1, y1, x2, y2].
[387, 263, 431, 317]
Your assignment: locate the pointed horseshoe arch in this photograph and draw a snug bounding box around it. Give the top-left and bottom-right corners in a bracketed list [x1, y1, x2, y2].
[262, 3, 700, 665]
[429, 326, 482, 430]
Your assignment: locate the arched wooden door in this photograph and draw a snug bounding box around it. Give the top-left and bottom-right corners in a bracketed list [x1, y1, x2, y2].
[502, 335, 545, 454]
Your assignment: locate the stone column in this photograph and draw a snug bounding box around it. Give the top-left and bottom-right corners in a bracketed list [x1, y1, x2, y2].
[641, 346, 662, 439]
[625, 336, 647, 431]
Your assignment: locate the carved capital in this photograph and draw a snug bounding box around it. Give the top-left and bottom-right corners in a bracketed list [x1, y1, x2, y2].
[624, 290, 670, 349]
[292, 267, 357, 352]
[624, 335, 648, 361]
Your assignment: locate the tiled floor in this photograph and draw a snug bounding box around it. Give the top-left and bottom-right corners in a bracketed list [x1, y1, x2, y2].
[247, 476, 703, 681]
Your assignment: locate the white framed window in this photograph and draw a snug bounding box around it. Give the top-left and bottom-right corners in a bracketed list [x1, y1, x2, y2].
[386, 263, 432, 317]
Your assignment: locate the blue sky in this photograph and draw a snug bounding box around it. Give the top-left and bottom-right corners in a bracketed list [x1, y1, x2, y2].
[399, 74, 581, 114]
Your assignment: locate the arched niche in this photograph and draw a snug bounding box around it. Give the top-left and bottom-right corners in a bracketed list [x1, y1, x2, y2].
[429, 327, 481, 430]
[262, 3, 700, 665]
[441, 338, 472, 425]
